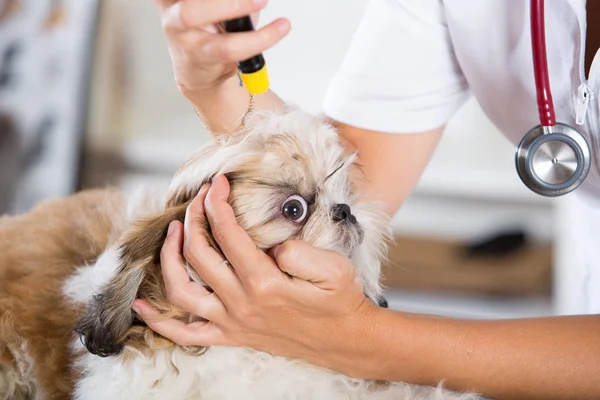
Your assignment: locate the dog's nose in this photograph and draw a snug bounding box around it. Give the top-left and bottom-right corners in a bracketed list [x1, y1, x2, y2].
[332, 203, 356, 223]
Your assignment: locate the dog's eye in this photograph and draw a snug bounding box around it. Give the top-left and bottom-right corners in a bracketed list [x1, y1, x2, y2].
[281, 195, 308, 223]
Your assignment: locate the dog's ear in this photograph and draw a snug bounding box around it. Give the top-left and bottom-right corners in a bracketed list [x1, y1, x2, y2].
[74, 201, 190, 357]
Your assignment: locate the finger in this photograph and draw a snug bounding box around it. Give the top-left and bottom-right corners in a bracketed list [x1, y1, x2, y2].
[153, 0, 177, 12]
[132, 299, 227, 348]
[177, 0, 269, 30]
[159, 219, 229, 319]
[183, 184, 244, 297]
[160, 220, 191, 293]
[200, 18, 290, 63]
[269, 240, 358, 291]
[204, 175, 277, 281]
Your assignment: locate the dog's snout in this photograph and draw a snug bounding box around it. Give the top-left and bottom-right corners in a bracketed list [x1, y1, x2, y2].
[332, 203, 356, 223]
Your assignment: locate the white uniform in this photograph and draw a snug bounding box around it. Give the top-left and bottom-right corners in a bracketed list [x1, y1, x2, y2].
[323, 0, 600, 315]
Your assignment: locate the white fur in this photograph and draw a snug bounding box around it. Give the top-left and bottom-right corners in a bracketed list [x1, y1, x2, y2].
[63, 199, 477, 400]
[61, 108, 480, 400]
[71, 342, 476, 400]
[68, 252, 475, 400]
[167, 109, 389, 299]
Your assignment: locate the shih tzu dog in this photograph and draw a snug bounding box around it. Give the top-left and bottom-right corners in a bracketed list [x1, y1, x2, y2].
[0, 107, 477, 400]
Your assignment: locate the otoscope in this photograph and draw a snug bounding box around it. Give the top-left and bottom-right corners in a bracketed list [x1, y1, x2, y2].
[223, 16, 270, 95]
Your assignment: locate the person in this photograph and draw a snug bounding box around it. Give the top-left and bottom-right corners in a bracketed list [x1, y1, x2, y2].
[134, 1, 600, 398]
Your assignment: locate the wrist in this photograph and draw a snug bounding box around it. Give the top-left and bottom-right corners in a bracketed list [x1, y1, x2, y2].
[187, 76, 242, 111]
[182, 74, 234, 100]
[176, 68, 238, 101]
[334, 306, 436, 385]
[352, 306, 402, 380]
[323, 302, 395, 379]
[185, 76, 284, 134]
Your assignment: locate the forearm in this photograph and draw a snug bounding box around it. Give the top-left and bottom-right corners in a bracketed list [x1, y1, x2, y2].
[343, 308, 600, 399]
[329, 119, 444, 217]
[186, 76, 286, 134]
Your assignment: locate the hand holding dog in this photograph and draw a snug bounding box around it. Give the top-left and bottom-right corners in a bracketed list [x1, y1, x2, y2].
[132, 175, 379, 373]
[133, 176, 600, 400]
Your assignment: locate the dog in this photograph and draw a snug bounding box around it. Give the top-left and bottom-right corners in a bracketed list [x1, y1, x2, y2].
[0, 107, 478, 399]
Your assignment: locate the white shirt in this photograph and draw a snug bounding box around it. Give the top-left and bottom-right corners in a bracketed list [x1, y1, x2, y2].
[323, 0, 600, 315]
[323, 0, 600, 197]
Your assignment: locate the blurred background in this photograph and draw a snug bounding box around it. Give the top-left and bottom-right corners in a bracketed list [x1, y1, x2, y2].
[0, 0, 560, 319]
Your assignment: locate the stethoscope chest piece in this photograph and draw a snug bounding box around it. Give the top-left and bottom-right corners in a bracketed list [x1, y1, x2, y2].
[515, 123, 591, 196]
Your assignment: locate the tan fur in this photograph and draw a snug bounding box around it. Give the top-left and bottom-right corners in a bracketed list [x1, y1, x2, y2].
[0, 367, 27, 400]
[0, 188, 126, 399]
[0, 185, 226, 400]
[0, 109, 391, 399]
[0, 188, 200, 398]
[73, 121, 373, 360]
[74, 182, 240, 360]
[75, 199, 204, 358]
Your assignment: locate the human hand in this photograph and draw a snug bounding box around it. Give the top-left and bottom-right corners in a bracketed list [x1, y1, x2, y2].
[153, 0, 291, 98]
[132, 175, 379, 373]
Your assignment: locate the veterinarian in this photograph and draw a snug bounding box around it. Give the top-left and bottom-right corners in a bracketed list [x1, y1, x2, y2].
[135, 1, 600, 398]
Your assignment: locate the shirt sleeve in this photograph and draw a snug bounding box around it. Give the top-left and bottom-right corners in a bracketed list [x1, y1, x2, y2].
[322, 0, 471, 134]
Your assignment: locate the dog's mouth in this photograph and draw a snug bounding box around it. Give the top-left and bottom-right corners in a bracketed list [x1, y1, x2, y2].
[334, 221, 364, 259]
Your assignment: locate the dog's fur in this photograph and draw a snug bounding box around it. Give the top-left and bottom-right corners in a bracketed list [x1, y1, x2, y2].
[0, 108, 478, 399]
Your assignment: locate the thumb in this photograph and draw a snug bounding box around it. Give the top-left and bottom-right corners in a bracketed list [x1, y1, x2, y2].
[269, 240, 356, 291]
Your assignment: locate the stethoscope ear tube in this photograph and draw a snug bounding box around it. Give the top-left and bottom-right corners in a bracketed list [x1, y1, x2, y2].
[515, 0, 592, 196]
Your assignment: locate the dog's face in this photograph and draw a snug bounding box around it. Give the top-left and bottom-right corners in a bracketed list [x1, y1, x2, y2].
[169, 109, 379, 263]
[76, 108, 390, 358]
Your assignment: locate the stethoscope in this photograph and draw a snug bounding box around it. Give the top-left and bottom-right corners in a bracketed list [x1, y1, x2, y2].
[515, 0, 592, 196]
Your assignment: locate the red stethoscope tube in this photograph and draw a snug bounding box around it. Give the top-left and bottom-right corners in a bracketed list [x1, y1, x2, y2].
[515, 0, 591, 197]
[531, 0, 556, 127]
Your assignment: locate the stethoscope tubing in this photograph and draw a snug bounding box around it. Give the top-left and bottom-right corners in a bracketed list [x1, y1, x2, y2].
[514, 0, 591, 196]
[531, 0, 556, 128]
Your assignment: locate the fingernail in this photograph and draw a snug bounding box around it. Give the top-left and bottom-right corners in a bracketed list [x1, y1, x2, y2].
[199, 183, 210, 195]
[277, 19, 290, 35]
[167, 221, 176, 236]
[270, 245, 281, 259]
[209, 175, 224, 190]
[169, 3, 184, 29]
